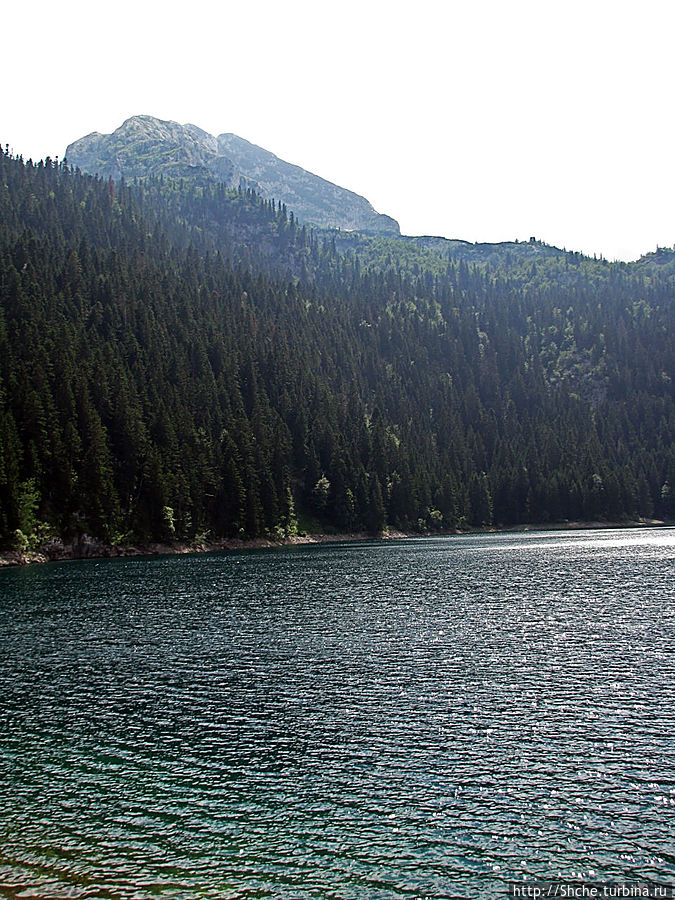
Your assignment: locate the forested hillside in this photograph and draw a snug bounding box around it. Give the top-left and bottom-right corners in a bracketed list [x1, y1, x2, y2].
[0, 150, 673, 550]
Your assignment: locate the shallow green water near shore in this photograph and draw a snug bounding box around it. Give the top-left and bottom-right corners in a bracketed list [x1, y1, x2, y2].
[1, 528, 674, 898]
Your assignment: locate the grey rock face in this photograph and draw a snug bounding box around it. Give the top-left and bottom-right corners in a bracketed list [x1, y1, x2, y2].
[66, 115, 399, 235]
[65, 115, 227, 183]
[217, 133, 399, 234]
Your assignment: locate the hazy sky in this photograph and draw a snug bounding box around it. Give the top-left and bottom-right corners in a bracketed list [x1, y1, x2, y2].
[4, 0, 674, 260]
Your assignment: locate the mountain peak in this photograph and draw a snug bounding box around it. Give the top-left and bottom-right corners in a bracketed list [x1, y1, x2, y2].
[65, 115, 400, 235]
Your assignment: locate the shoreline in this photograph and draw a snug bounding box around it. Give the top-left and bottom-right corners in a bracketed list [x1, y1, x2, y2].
[0, 519, 668, 568]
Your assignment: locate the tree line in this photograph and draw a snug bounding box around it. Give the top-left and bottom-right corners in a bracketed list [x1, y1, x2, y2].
[0, 149, 672, 548]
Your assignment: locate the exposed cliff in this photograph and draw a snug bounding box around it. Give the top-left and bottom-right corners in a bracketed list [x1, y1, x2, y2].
[66, 115, 400, 235]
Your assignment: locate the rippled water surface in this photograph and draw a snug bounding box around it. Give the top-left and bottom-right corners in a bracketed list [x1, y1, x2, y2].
[1, 528, 674, 899]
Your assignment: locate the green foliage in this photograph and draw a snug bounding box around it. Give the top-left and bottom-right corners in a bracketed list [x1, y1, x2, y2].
[0, 148, 673, 549]
[310, 476, 330, 514]
[16, 478, 40, 535]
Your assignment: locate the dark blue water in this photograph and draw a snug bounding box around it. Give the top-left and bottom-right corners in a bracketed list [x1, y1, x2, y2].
[1, 528, 674, 898]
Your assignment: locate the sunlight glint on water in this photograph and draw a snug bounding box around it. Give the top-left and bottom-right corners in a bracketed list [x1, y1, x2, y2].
[1, 528, 674, 898]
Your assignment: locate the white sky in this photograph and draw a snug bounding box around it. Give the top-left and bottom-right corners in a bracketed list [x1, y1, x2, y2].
[3, 0, 674, 261]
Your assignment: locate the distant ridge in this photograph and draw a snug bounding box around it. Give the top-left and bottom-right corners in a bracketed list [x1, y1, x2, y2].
[65, 115, 400, 236]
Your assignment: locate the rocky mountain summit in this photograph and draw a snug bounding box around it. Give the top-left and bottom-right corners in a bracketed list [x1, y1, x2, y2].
[65, 115, 400, 235]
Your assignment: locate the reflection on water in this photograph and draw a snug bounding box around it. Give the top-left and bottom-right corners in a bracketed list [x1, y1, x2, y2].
[1, 528, 674, 898]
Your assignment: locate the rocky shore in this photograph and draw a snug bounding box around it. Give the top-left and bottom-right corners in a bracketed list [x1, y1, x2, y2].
[0, 521, 666, 568]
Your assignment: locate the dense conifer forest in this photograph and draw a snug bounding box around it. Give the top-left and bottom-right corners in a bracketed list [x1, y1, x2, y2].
[0, 149, 673, 550]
